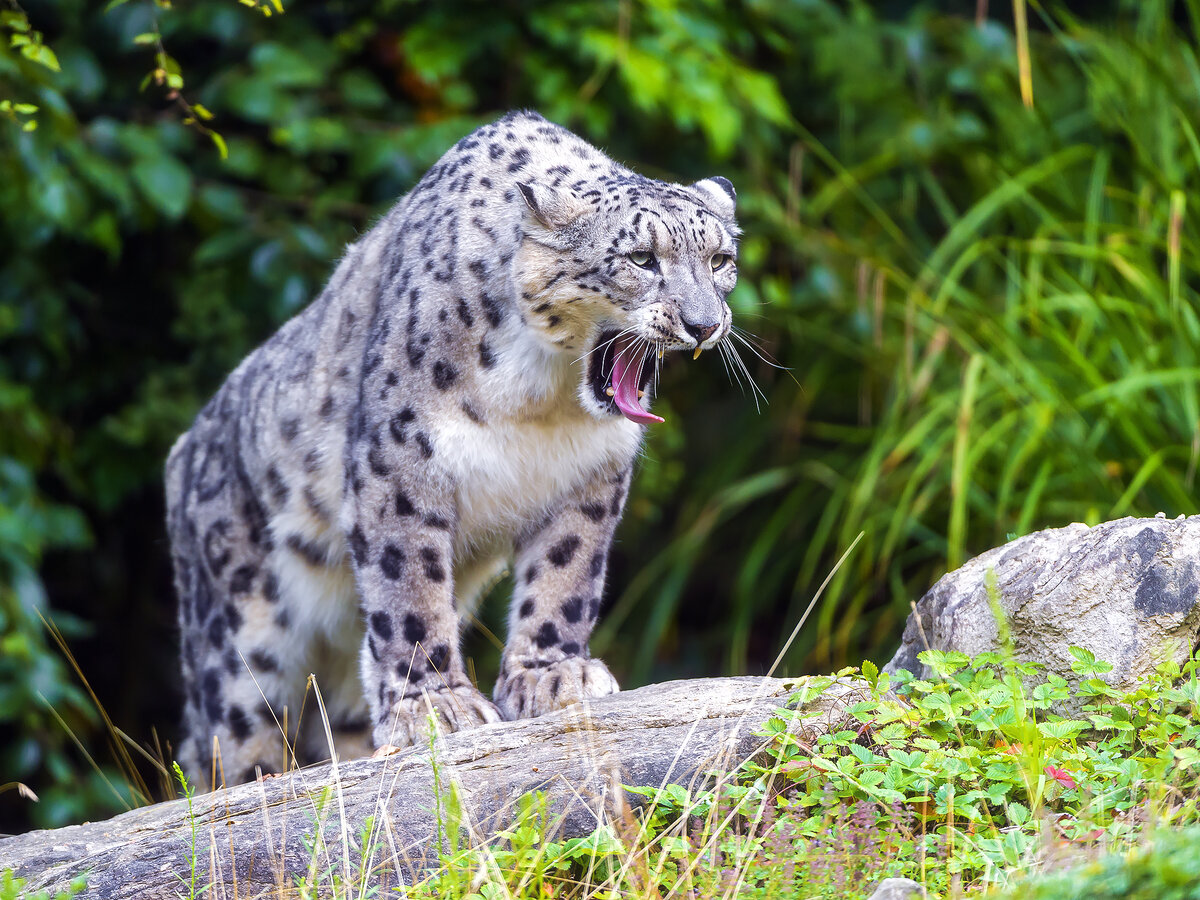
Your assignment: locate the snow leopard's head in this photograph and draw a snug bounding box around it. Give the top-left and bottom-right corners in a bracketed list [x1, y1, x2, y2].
[514, 173, 739, 425]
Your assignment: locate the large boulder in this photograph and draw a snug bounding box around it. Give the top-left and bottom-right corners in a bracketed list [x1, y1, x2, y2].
[886, 515, 1200, 688]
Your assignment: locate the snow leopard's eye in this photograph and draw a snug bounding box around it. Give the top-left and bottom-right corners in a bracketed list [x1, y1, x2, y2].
[710, 253, 731, 272]
[629, 251, 656, 269]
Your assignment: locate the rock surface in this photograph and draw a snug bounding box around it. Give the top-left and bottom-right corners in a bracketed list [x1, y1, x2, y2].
[867, 877, 927, 899]
[887, 515, 1200, 689]
[0, 676, 861, 899]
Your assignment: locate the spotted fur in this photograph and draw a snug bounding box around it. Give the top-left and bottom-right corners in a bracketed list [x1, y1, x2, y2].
[166, 110, 740, 785]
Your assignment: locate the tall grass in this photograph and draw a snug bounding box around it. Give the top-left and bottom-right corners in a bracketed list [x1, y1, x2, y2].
[602, 1, 1200, 679]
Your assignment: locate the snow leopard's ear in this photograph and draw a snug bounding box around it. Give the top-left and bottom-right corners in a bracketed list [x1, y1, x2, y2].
[517, 182, 591, 230]
[690, 176, 737, 222]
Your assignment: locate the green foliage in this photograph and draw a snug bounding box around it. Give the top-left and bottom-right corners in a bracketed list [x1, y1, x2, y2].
[0, 869, 86, 900]
[0, 390, 110, 826]
[748, 650, 1200, 894]
[290, 785, 393, 900]
[4, 0, 1200, 834]
[996, 825, 1200, 899]
[2, 6, 60, 78]
[170, 761, 201, 900]
[415, 791, 639, 899]
[382, 650, 1200, 898]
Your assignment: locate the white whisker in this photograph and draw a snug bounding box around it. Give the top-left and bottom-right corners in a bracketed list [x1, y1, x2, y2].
[573, 326, 639, 368]
[723, 339, 766, 412]
[729, 327, 789, 371]
[719, 340, 747, 398]
[716, 339, 735, 389]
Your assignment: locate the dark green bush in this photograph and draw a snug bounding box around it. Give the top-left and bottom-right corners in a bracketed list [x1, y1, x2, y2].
[3, 0, 1200, 830]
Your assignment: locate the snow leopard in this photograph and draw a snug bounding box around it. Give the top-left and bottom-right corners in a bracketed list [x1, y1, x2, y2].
[165, 109, 740, 786]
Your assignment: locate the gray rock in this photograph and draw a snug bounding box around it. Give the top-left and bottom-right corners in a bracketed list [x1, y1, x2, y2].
[0, 675, 863, 898]
[886, 516, 1200, 691]
[867, 877, 927, 900]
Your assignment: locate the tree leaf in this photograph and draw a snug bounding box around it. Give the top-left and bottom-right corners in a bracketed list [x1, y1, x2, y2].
[131, 153, 193, 219]
[27, 43, 61, 72]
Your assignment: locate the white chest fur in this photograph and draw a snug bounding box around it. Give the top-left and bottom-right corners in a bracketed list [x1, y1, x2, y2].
[433, 410, 640, 551]
[430, 329, 642, 552]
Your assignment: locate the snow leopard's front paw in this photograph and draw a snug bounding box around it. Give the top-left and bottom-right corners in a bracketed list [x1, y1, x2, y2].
[373, 682, 502, 749]
[494, 655, 620, 720]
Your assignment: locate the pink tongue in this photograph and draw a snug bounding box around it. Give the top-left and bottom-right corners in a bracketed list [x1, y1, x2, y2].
[611, 338, 664, 425]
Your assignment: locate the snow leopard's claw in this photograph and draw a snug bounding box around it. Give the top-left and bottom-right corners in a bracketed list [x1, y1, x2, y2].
[371, 743, 403, 759]
[494, 656, 620, 721]
[372, 683, 502, 749]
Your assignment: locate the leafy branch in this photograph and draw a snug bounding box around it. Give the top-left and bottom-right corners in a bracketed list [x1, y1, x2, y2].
[114, 0, 287, 157]
[1, 1, 59, 72]
[129, 4, 229, 158]
[1, 0, 62, 129]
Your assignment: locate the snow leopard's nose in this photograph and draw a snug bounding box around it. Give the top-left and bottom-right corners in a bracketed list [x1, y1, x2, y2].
[681, 317, 719, 346]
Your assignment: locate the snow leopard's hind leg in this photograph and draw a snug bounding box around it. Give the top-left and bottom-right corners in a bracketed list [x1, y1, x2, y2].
[167, 400, 307, 788]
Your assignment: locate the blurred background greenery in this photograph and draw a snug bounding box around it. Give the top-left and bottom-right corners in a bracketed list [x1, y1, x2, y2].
[3, 0, 1199, 832]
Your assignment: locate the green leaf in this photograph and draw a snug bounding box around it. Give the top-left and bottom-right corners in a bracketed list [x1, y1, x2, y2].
[1069, 646, 1115, 675]
[1007, 801, 1030, 826]
[1068, 646, 1097, 665]
[249, 41, 324, 87]
[1037, 720, 1086, 740]
[848, 743, 881, 765]
[0, 10, 30, 31]
[861, 658, 879, 685]
[131, 153, 193, 219]
[1174, 747, 1200, 768]
[26, 42, 60, 72]
[919, 649, 972, 675]
[986, 781, 1012, 804]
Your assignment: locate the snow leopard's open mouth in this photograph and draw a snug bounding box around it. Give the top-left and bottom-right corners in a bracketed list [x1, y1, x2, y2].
[588, 331, 662, 425]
